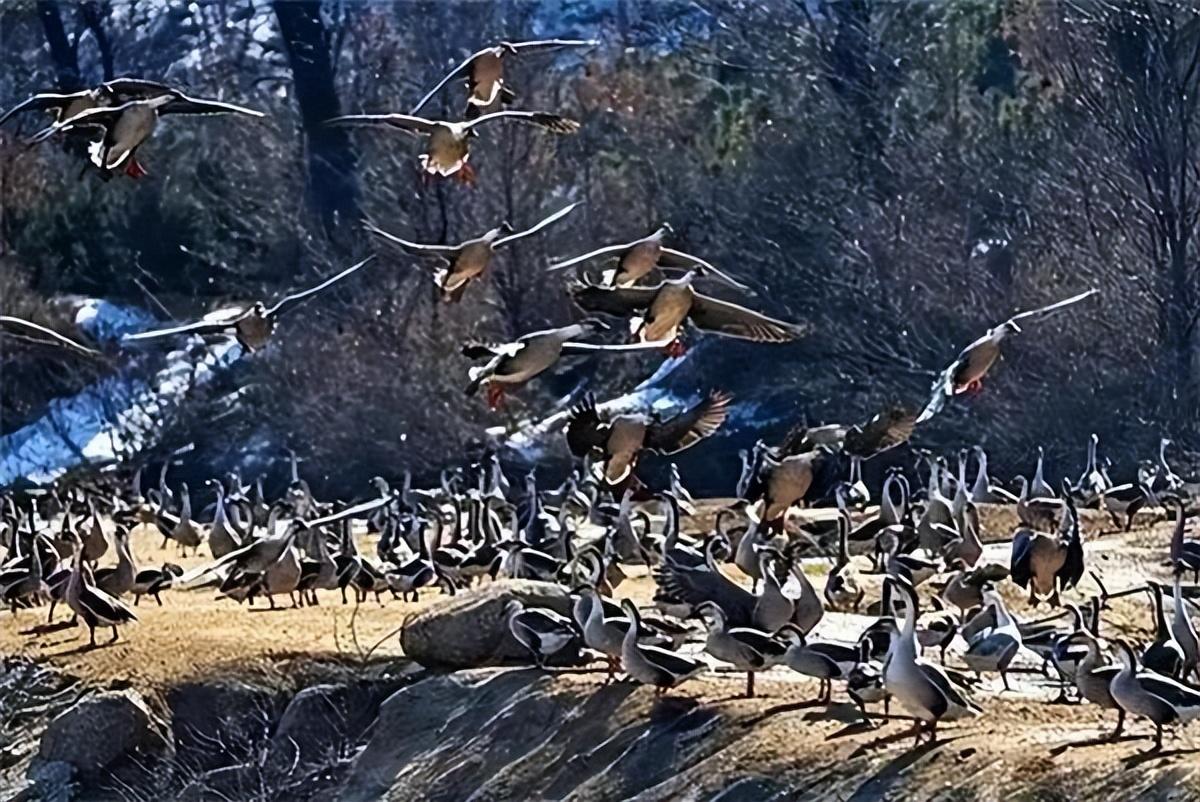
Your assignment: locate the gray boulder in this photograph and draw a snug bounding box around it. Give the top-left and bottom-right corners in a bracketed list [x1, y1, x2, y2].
[33, 689, 173, 779]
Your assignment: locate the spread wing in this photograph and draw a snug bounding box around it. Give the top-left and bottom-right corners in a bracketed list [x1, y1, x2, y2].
[160, 93, 265, 117]
[494, 202, 581, 249]
[570, 282, 659, 316]
[324, 113, 437, 134]
[559, 338, 673, 354]
[657, 248, 750, 291]
[644, 391, 732, 455]
[0, 91, 89, 126]
[688, 294, 805, 342]
[778, 422, 845, 456]
[1006, 288, 1098, 324]
[409, 47, 494, 115]
[565, 393, 611, 457]
[462, 110, 580, 134]
[843, 405, 917, 458]
[122, 309, 250, 342]
[27, 102, 129, 142]
[547, 242, 638, 272]
[916, 363, 956, 424]
[263, 255, 374, 318]
[0, 316, 99, 356]
[503, 39, 599, 53]
[365, 221, 461, 254]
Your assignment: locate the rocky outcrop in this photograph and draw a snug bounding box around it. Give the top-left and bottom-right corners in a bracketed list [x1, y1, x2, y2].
[399, 579, 579, 668]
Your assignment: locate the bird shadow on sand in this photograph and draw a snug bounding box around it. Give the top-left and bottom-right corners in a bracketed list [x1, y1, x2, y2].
[845, 738, 953, 802]
[19, 619, 77, 636]
[1048, 734, 1142, 756]
[1122, 743, 1200, 767]
[50, 639, 121, 657]
[848, 728, 961, 759]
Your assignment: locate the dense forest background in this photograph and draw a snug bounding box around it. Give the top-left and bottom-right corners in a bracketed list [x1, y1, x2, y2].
[3, 0, 1200, 497]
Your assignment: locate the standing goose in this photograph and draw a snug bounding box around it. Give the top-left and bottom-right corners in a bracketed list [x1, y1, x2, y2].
[574, 586, 630, 680]
[1167, 497, 1200, 581]
[1142, 581, 1185, 679]
[1110, 638, 1200, 751]
[1070, 627, 1125, 739]
[506, 599, 577, 667]
[620, 599, 705, 694]
[65, 544, 137, 647]
[970, 446, 1016, 504]
[206, 479, 242, 559]
[825, 509, 865, 612]
[1010, 482, 1084, 607]
[776, 624, 859, 703]
[366, 202, 579, 302]
[124, 256, 373, 353]
[570, 270, 805, 357]
[1171, 571, 1200, 683]
[916, 289, 1098, 422]
[565, 390, 731, 486]
[1030, 446, 1056, 500]
[1073, 433, 1112, 502]
[410, 39, 598, 119]
[548, 222, 748, 289]
[93, 526, 135, 598]
[962, 588, 1023, 690]
[462, 318, 667, 408]
[130, 563, 183, 606]
[160, 483, 202, 556]
[325, 110, 580, 184]
[696, 601, 788, 697]
[1014, 475, 1063, 531]
[882, 576, 982, 743]
[29, 90, 264, 178]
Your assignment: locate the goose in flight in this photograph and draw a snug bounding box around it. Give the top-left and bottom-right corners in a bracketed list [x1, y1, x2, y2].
[0, 316, 99, 357]
[565, 390, 732, 485]
[26, 88, 264, 178]
[461, 319, 669, 408]
[570, 268, 805, 357]
[917, 289, 1098, 423]
[410, 39, 599, 119]
[123, 256, 373, 352]
[366, 201, 579, 302]
[325, 109, 579, 185]
[547, 222, 748, 290]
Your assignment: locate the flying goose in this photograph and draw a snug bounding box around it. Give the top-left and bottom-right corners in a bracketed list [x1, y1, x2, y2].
[506, 599, 577, 667]
[1010, 483, 1084, 607]
[0, 316, 100, 357]
[916, 288, 1098, 422]
[28, 90, 264, 178]
[366, 202, 579, 302]
[462, 318, 668, 408]
[882, 576, 982, 743]
[696, 601, 788, 697]
[620, 599, 705, 694]
[124, 256, 373, 352]
[325, 109, 580, 184]
[1109, 638, 1200, 751]
[548, 222, 749, 290]
[570, 269, 805, 357]
[65, 543, 137, 647]
[565, 390, 731, 485]
[410, 39, 599, 118]
[0, 77, 177, 128]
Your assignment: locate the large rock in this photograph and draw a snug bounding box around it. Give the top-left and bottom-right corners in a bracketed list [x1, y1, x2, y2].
[33, 689, 173, 779]
[399, 579, 577, 668]
[264, 680, 400, 777]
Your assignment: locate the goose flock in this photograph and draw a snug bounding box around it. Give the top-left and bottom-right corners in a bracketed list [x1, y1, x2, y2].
[4, 37, 1200, 756]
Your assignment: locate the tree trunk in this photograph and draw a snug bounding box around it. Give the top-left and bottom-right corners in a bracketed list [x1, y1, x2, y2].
[272, 0, 360, 234]
[37, 1, 82, 91]
[80, 1, 115, 82]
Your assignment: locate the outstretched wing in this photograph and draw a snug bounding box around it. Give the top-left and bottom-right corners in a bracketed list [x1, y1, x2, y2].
[916, 364, 956, 424]
[27, 102, 128, 142]
[263, 255, 374, 318]
[570, 282, 659, 316]
[103, 78, 176, 98]
[644, 391, 732, 455]
[409, 47, 493, 115]
[688, 294, 805, 342]
[0, 91, 89, 126]
[365, 221, 461, 254]
[160, 93, 265, 117]
[560, 338, 672, 355]
[122, 310, 249, 342]
[843, 405, 917, 458]
[547, 242, 638, 272]
[503, 39, 599, 53]
[494, 202, 581, 249]
[658, 248, 750, 291]
[462, 110, 580, 134]
[1006, 288, 1098, 325]
[324, 113, 436, 134]
[565, 393, 611, 457]
[0, 316, 99, 356]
